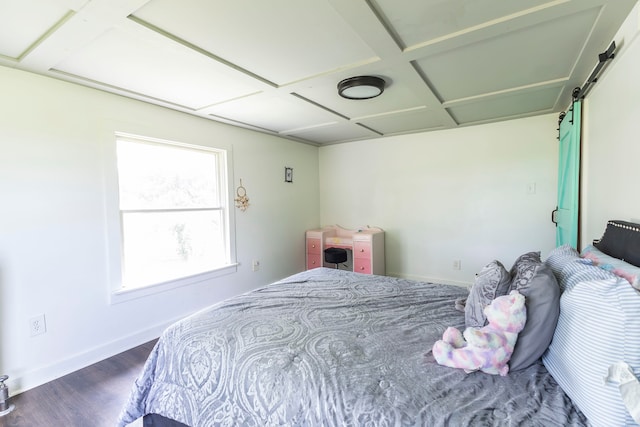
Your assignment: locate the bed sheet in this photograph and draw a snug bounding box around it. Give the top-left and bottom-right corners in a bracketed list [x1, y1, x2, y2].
[118, 268, 587, 426]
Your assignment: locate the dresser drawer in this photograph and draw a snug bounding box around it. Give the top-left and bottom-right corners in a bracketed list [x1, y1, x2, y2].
[307, 253, 322, 269]
[353, 241, 371, 259]
[354, 258, 372, 274]
[307, 238, 322, 254]
[306, 226, 384, 275]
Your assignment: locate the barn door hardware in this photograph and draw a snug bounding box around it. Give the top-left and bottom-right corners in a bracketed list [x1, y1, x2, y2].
[573, 41, 616, 101]
[551, 207, 558, 227]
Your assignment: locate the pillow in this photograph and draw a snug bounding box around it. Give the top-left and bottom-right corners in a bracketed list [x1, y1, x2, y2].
[544, 244, 580, 279]
[582, 245, 640, 290]
[509, 251, 541, 285]
[595, 220, 640, 267]
[464, 260, 511, 328]
[508, 252, 560, 371]
[543, 277, 640, 427]
[557, 258, 617, 293]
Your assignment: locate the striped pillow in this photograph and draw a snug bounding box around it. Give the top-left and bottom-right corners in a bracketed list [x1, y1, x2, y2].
[542, 277, 640, 427]
[558, 259, 616, 293]
[582, 245, 640, 290]
[544, 244, 581, 278]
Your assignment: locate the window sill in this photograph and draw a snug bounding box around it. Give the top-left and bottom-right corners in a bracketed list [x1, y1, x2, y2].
[110, 263, 238, 304]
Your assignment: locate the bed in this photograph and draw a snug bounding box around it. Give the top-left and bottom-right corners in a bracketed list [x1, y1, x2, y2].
[117, 221, 640, 427]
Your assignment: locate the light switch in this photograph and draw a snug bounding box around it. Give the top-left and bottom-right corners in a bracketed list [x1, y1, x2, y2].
[526, 182, 536, 195]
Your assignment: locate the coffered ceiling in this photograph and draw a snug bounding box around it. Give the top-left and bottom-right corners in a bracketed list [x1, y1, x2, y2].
[0, 0, 636, 145]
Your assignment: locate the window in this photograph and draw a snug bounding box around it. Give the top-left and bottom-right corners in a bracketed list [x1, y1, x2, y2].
[114, 134, 233, 290]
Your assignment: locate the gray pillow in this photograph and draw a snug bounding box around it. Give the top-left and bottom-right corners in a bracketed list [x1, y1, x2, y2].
[509, 258, 560, 371]
[465, 260, 511, 328]
[509, 251, 541, 283]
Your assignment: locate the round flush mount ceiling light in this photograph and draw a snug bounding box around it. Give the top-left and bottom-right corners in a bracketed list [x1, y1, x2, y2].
[337, 76, 385, 100]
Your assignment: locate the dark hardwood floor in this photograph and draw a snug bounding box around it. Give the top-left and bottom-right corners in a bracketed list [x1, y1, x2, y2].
[0, 339, 157, 427]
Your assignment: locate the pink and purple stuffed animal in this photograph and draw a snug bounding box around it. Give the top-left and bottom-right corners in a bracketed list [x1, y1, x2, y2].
[432, 290, 526, 376]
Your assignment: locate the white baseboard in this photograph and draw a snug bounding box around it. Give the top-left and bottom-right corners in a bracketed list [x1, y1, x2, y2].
[8, 316, 182, 396]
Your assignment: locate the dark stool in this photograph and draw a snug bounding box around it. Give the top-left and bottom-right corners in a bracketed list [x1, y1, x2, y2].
[324, 247, 347, 269]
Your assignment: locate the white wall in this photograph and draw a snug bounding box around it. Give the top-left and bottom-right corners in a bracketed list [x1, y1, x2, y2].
[581, 3, 640, 245]
[3, 1, 636, 395]
[0, 66, 319, 393]
[319, 114, 559, 285]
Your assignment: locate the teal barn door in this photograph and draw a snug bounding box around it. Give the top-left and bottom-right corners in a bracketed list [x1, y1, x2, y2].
[554, 100, 581, 248]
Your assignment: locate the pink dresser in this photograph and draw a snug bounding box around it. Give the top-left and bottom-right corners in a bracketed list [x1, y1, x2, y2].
[305, 225, 385, 275]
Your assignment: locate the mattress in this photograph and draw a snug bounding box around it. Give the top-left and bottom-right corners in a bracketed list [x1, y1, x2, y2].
[118, 268, 587, 426]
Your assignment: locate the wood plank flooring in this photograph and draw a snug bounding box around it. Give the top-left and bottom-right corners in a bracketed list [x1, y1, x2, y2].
[0, 339, 157, 427]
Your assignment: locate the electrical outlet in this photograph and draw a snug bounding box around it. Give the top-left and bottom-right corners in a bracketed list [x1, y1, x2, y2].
[252, 260, 260, 272]
[29, 314, 47, 337]
[453, 260, 461, 270]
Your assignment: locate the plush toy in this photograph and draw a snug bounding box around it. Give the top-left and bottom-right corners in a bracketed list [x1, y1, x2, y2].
[432, 290, 526, 376]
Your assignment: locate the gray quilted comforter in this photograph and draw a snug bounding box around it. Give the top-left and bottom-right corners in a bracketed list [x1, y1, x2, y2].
[118, 268, 587, 426]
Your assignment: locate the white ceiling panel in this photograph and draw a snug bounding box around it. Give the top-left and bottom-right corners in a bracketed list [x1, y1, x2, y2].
[358, 108, 445, 135]
[287, 122, 379, 145]
[0, 0, 71, 59]
[294, 70, 432, 120]
[414, 6, 601, 102]
[372, 0, 552, 49]
[204, 93, 341, 134]
[131, 0, 379, 85]
[448, 86, 561, 124]
[52, 20, 268, 110]
[3, 0, 637, 145]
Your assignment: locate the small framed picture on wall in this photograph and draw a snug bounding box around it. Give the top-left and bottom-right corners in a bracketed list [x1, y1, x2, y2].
[284, 167, 293, 183]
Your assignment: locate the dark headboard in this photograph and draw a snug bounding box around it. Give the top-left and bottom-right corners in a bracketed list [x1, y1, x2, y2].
[594, 220, 640, 267]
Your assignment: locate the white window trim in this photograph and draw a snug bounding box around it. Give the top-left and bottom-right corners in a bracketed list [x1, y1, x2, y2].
[111, 263, 238, 304]
[104, 131, 237, 304]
